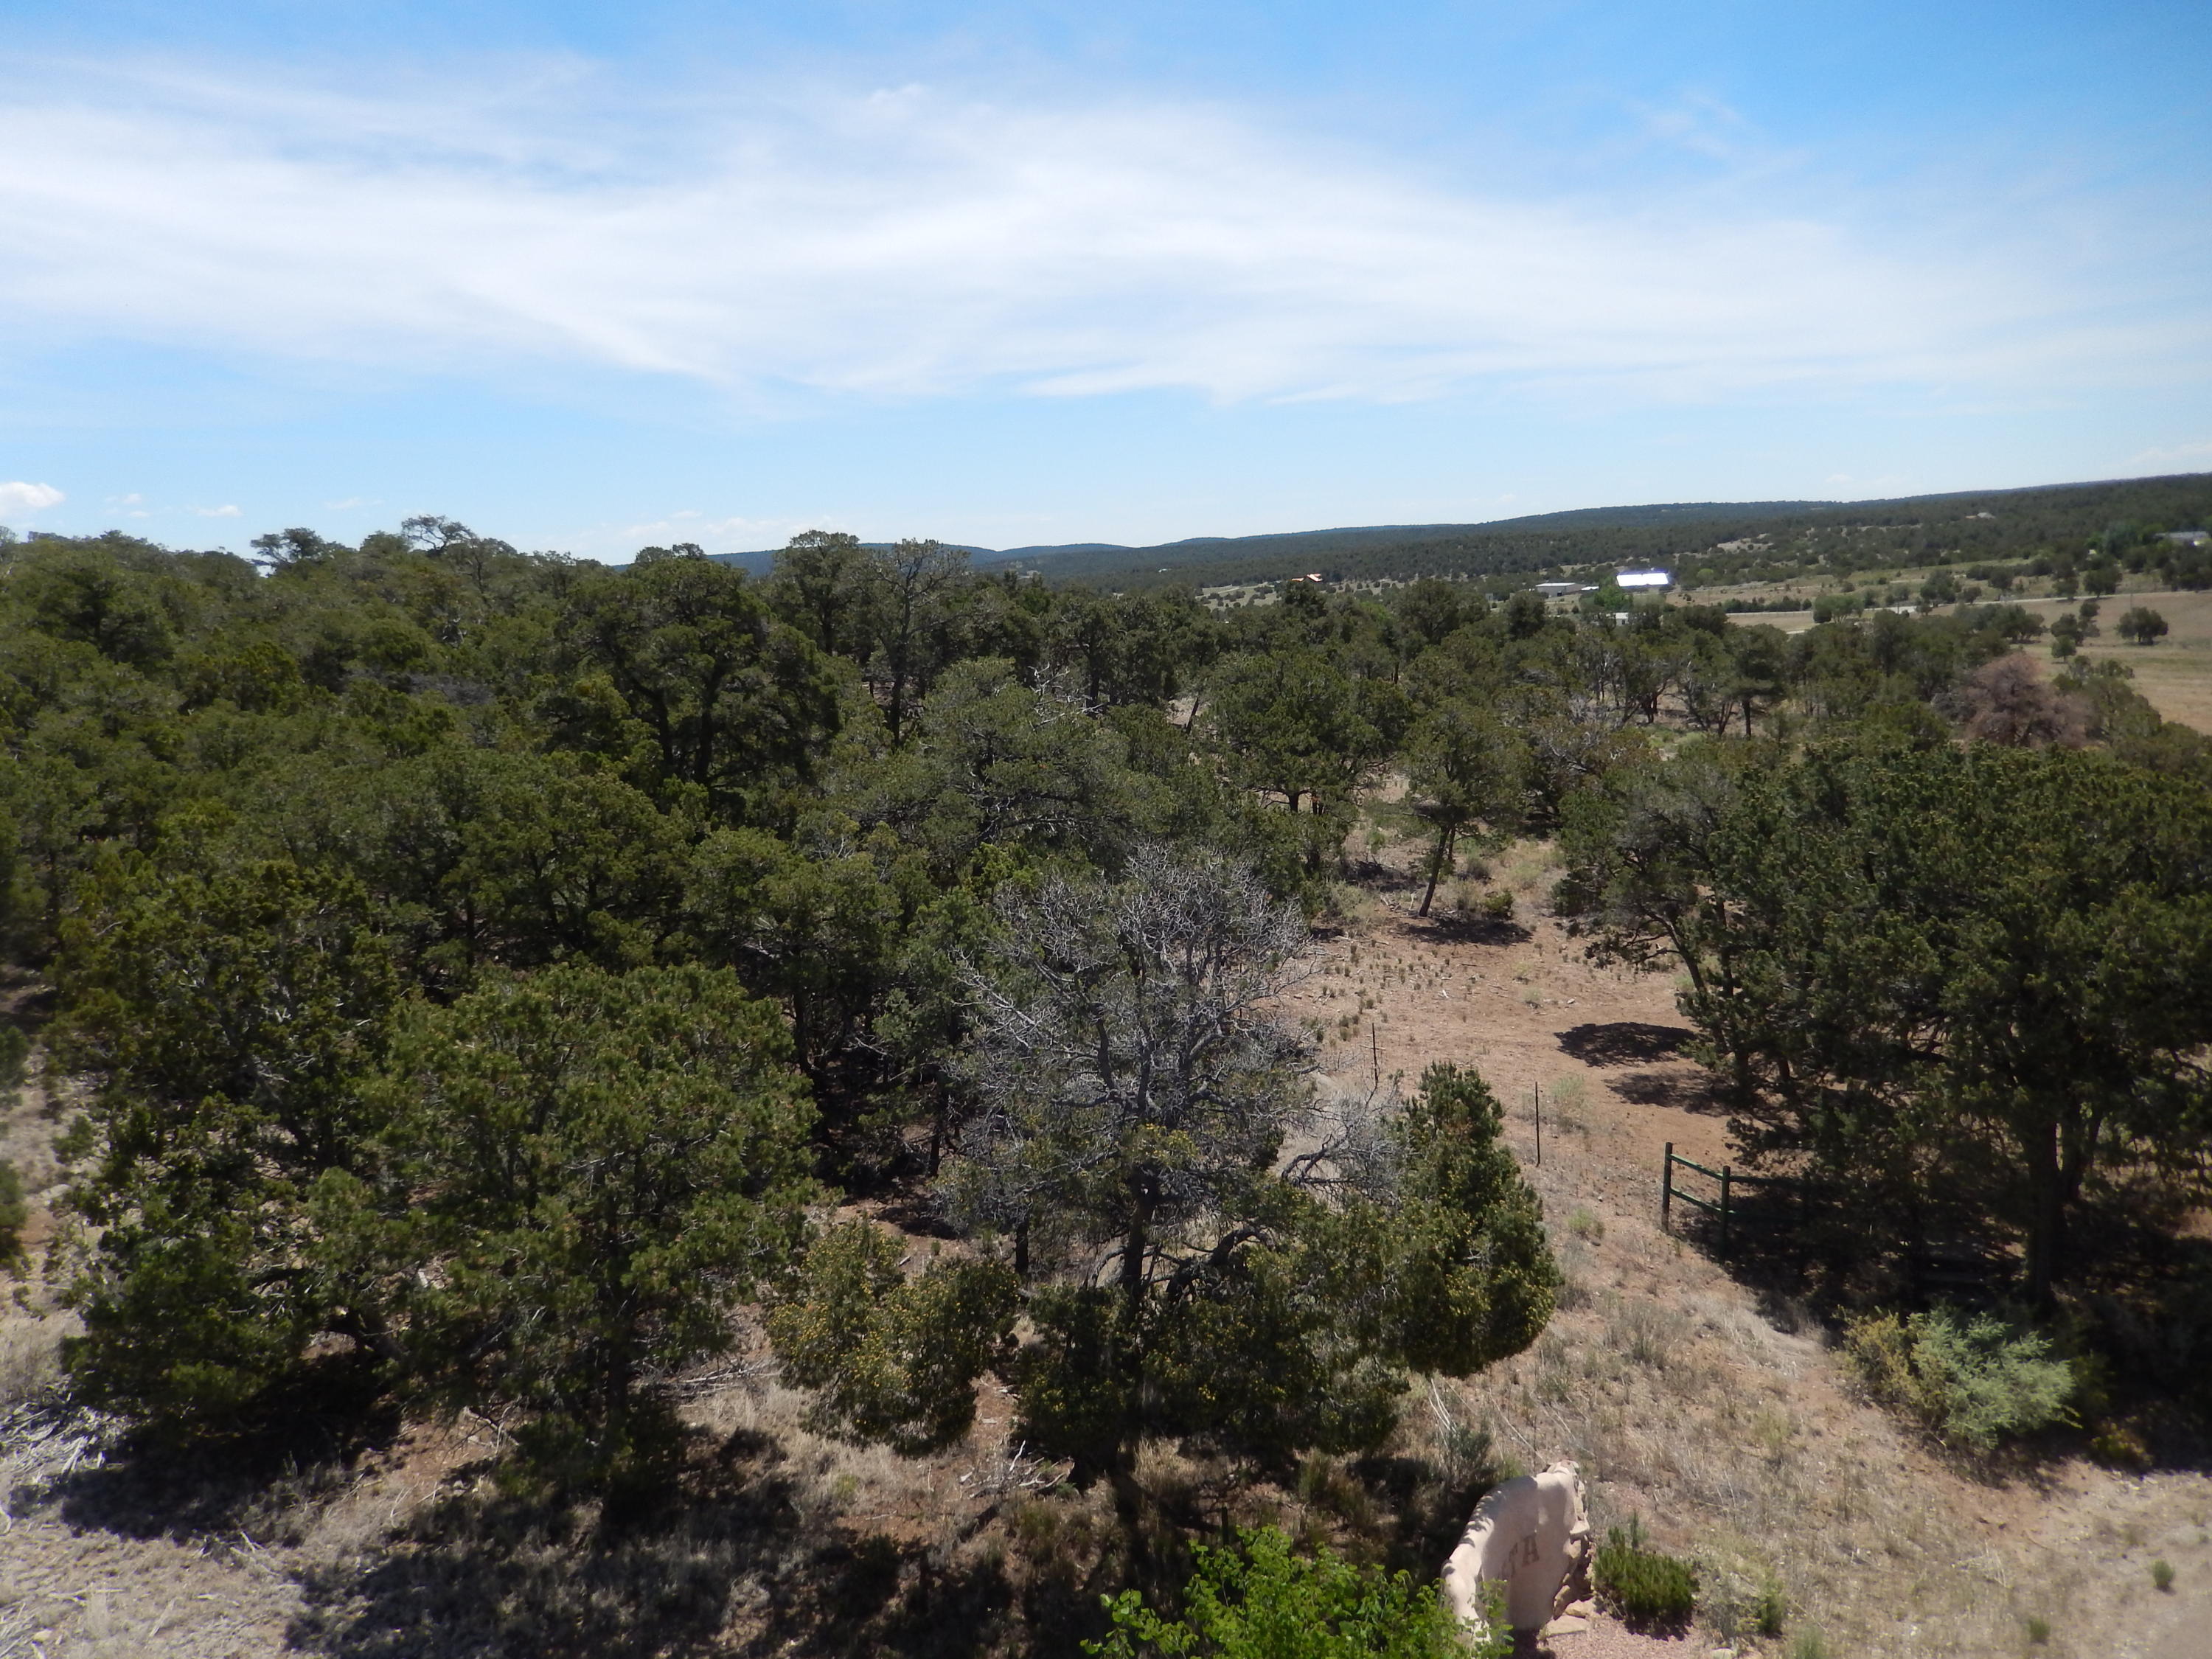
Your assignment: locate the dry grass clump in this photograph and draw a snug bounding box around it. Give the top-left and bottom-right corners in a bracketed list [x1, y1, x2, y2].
[0, 1313, 69, 1411]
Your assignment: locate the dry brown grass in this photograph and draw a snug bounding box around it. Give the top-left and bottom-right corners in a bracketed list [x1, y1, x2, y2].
[4, 871, 2211, 1656]
[1315, 864, 2212, 1658]
[0, 1312, 69, 1413]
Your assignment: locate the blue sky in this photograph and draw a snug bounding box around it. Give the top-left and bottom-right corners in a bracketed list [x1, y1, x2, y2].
[4, 1, 2208, 559]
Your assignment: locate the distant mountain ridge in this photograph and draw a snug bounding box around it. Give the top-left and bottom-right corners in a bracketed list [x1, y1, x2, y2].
[691, 473, 2211, 590]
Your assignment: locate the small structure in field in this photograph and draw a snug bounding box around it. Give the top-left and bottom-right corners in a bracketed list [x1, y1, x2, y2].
[1441, 1460, 1593, 1635]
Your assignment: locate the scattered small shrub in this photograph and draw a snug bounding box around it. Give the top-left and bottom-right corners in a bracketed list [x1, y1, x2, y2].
[1594, 1517, 1697, 1629]
[1844, 1307, 2074, 1451]
[1609, 1300, 1683, 1371]
[1567, 1206, 1604, 1244]
[1480, 888, 1514, 921]
[1697, 1534, 1787, 1644]
[1753, 1579, 1787, 1638]
[1542, 1075, 1589, 1134]
[2089, 1422, 2152, 1470]
[2025, 1613, 2051, 1644]
[1790, 1627, 1829, 1659]
[2151, 1558, 2174, 1593]
[1422, 1385, 1506, 1489]
[0, 1025, 27, 1090]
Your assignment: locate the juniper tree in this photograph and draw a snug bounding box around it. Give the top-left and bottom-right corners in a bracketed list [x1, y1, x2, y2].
[1562, 737, 2212, 1302]
[55, 858, 400, 1423]
[773, 846, 1557, 1489]
[336, 964, 817, 1486]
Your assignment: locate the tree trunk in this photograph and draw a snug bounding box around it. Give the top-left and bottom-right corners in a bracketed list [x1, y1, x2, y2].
[2023, 1117, 2065, 1308]
[1120, 1204, 1149, 1312]
[1419, 824, 1457, 917]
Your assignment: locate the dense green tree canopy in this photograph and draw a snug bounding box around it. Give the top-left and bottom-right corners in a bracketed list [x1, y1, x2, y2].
[5, 509, 2207, 1489]
[775, 847, 1556, 1485]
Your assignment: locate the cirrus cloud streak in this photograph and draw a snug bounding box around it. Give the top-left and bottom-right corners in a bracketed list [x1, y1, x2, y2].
[0, 60, 2202, 410]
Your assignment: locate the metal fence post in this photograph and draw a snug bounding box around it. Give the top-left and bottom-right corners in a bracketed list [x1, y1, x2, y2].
[1661, 1142, 1674, 1232]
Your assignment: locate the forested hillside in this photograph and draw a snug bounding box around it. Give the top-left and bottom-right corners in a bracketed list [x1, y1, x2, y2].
[857, 472, 2212, 593]
[1, 515, 2209, 1655]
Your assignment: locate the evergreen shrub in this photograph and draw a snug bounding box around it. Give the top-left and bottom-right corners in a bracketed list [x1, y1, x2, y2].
[1085, 1525, 1506, 1658]
[1594, 1517, 1696, 1628]
[1845, 1307, 2074, 1452]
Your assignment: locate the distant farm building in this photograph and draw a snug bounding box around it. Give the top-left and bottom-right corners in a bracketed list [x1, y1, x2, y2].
[1534, 581, 1586, 599]
[1618, 570, 1671, 589]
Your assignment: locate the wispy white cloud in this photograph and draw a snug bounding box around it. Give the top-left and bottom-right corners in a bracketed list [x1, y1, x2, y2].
[323, 496, 378, 509]
[2130, 438, 2212, 466]
[0, 60, 2203, 410]
[192, 503, 242, 517]
[611, 509, 846, 550]
[0, 481, 65, 514]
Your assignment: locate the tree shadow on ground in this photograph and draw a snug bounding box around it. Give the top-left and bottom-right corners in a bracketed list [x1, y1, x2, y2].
[1404, 913, 1532, 947]
[1603, 1067, 1731, 1118]
[1554, 1022, 1694, 1068]
[44, 1360, 401, 1544]
[869, 1178, 964, 1241]
[1341, 858, 1422, 894]
[1346, 1449, 1500, 1580]
[286, 1427, 1113, 1659]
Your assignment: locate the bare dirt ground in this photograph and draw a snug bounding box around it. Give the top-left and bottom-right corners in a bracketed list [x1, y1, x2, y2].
[3, 849, 2210, 1658]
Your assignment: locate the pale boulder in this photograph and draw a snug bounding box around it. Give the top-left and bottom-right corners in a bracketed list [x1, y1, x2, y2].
[1441, 1460, 1591, 1633]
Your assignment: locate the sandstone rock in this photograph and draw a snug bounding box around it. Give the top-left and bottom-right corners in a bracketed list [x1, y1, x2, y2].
[1441, 1459, 1592, 1633]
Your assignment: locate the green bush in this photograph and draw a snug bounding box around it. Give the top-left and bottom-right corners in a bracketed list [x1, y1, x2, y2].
[1812, 591, 1867, 625]
[1697, 1535, 1787, 1642]
[0, 1159, 26, 1273]
[1844, 1307, 2075, 1452]
[2151, 1558, 2174, 1593]
[2115, 605, 2169, 644]
[1479, 888, 1514, 921]
[1085, 1525, 1506, 1658]
[1594, 1517, 1697, 1628]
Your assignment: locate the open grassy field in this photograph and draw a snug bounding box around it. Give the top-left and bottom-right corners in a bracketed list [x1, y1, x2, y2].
[1714, 586, 2212, 734]
[2041, 590, 2212, 734]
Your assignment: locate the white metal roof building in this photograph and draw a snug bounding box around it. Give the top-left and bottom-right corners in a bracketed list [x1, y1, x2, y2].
[1617, 570, 1672, 589]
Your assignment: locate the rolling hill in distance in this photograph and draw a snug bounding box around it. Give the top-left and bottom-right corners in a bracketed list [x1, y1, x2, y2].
[698, 473, 2212, 589]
